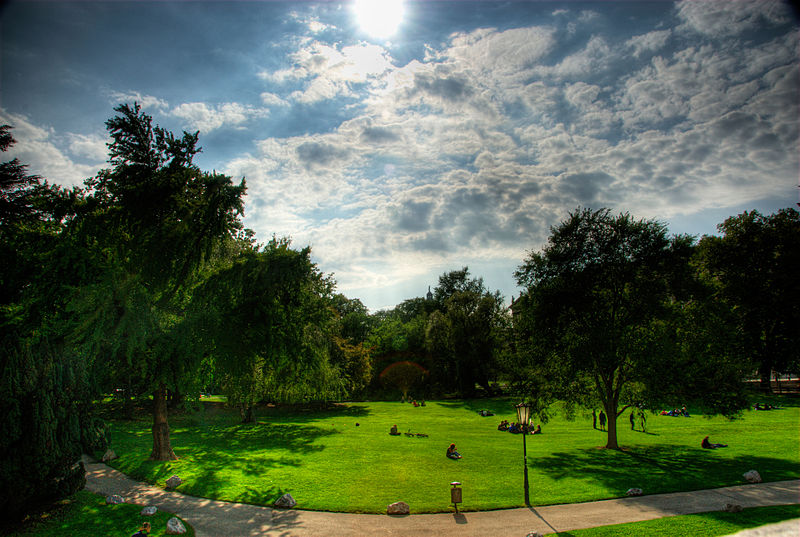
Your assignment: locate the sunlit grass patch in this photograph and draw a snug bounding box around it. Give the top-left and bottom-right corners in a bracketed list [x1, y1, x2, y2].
[105, 397, 799, 513]
[545, 504, 800, 537]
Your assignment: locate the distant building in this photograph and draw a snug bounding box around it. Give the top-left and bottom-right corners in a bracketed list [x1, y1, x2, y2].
[426, 286, 433, 301]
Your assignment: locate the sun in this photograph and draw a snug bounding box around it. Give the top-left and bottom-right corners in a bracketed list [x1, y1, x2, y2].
[352, 0, 405, 39]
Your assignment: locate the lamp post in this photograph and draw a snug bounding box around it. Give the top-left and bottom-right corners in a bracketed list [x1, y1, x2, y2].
[515, 402, 532, 506]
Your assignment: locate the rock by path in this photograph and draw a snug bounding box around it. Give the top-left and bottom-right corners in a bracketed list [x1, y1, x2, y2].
[83, 456, 799, 537]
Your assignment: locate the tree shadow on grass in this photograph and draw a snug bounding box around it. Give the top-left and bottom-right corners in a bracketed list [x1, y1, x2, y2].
[437, 398, 513, 414]
[528, 445, 799, 499]
[259, 403, 371, 423]
[118, 421, 338, 506]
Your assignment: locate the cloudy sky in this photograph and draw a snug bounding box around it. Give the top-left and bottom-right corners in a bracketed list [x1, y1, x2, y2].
[2, 1, 798, 311]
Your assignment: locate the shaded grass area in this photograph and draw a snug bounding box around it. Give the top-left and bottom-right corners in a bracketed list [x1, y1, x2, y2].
[104, 397, 800, 513]
[545, 504, 800, 537]
[3, 490, 194, 537]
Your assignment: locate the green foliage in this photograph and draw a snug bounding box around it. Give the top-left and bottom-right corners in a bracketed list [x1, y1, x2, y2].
[424, 268, 507, 396]
[190, 237, 342, 419]
[697, 208, 800, 390]
[0, 343, 96, 520]
[513, 208, 749, 448]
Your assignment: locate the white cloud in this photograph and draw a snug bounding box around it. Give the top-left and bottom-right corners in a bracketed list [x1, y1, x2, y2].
[676, 0, 792, 37]
[262, 41, 397, 104]
[107, 90, 168, 110]
[442, 26, 556, 78]
[169, 102, 269, 133]
[260, 92, 289, 107]
[67, 133, 109, 162]
[221, 5, 797, 308]
[626, 29, 671, 58]
[0, 111, 103, 188]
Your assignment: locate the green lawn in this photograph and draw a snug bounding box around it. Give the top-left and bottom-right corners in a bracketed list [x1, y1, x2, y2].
[545, 504, 800, 537]
[5, 491, 194, 537]
[103, 397, 800, 513]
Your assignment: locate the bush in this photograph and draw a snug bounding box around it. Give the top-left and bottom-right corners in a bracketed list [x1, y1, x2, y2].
[0, 342, 94, 520]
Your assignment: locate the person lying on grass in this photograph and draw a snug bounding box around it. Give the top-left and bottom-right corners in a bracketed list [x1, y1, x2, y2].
[446, 443, 462, 459]
[702, 436, 728, 449]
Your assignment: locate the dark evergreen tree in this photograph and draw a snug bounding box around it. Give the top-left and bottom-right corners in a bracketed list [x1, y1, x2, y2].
[0, 342, 101, 520]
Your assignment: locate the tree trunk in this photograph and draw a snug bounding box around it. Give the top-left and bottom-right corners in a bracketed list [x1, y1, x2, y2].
[758, 362, 773, 393]
[123, 379, 134, 420]
[240, 403, 255, 423]
[604, 403, 620, 449]
[150, 382, 178, 460]
[168, 387, 184, 410]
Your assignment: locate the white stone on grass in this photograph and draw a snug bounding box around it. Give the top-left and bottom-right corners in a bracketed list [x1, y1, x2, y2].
[165, 475, 182, 489]
[626, 487, 643, 496]
[166, 517, 187, 534]
[387, 501, 410, 515]
[141, 506, 158, 515]
[105, 494, 124, 505]
[724, 503, 743, 513]
[274, 493, 297, 508]
[743, 470, 762, 483]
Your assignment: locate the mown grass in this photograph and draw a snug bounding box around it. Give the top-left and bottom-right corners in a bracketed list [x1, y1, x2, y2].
[103, 396, 799, 513]
[4, 491, 194, 537]
[545, 504, 800, 537]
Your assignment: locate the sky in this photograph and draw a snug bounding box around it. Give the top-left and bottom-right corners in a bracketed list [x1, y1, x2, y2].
[1, 0, 798, 311]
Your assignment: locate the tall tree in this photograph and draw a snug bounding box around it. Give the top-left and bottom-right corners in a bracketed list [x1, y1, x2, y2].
[70, 103, 246, 459]
[697, 209, 800, 391]
[514, 208, 747, 449]
[425, 268, 506, 396]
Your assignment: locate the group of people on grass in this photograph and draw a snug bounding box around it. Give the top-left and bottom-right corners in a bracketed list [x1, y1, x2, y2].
[660, 406, 690, 417]
[753, 402, 777, 410]
[497, 420, 541, 434]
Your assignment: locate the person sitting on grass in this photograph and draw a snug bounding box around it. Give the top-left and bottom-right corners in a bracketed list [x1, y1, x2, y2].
[532, 424, 542, 434]
[701, 436, 728, 449]
[390, 424, 400, 435]
[497, 419, 509, 431]
[446, 443, 462, 459]
[131, 522, 151, 537]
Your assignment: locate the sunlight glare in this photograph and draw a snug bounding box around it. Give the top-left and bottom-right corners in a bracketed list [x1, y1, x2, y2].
[353, 0, 405, 39]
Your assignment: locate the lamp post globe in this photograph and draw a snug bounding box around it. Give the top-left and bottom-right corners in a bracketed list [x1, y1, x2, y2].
[515, 402, 532, 506]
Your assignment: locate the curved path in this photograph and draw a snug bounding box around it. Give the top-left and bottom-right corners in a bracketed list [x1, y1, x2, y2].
[83, 456, 799, 537]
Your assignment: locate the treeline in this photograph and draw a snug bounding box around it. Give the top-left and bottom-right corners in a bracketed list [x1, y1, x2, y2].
[2, 105, 798, 519]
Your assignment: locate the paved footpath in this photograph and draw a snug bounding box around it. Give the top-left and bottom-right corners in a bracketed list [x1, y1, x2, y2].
[84, 456, 799, 537]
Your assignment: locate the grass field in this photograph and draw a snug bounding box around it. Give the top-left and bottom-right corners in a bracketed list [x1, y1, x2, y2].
[5, 491, 194, 537]
[103, 396, 800, 514]
[544, 504, 800, 537]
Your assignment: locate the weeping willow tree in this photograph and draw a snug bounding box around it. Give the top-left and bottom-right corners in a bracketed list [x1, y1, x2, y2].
[190, 237, 343, 422]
